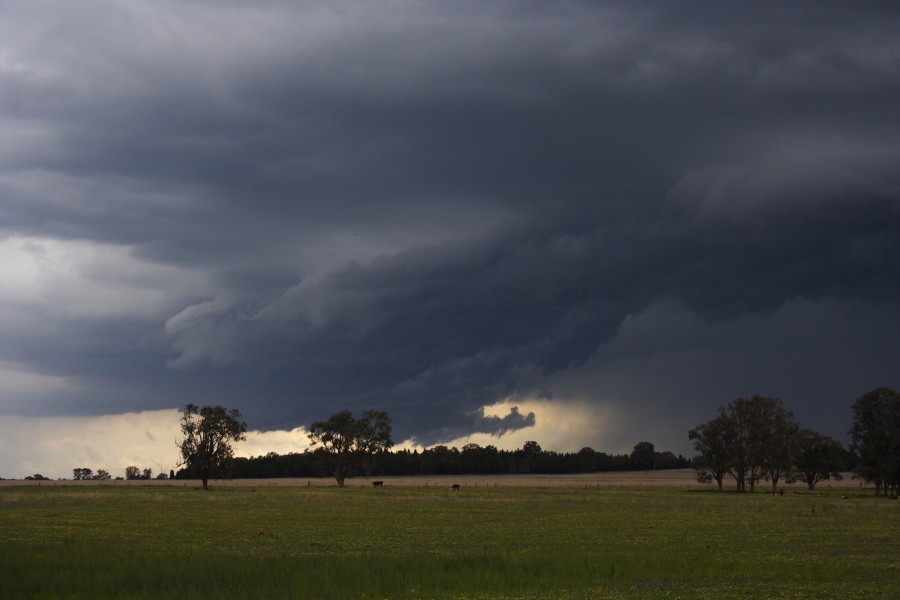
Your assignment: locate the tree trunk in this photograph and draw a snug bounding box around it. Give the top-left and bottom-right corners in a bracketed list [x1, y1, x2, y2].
[807, 480, 815, 490]
[201, 477, 209, 491]
[336, 475, 345, 488]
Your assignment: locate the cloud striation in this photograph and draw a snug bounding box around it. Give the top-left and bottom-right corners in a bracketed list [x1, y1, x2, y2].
[0, 1, 898, 456]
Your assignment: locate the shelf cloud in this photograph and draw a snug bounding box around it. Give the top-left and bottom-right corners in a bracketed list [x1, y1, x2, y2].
[1, 1, 898, 476]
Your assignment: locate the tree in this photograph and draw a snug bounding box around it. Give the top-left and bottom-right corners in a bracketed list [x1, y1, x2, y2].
[72, 467, 93, 480]
[724, 396, 796, 492]
[514, 441, 544, 474]
[178, 404, 248, 490]
[630, 442, 656, 470]
[125, 466, 141, 480]
[654, 451, 678, 470]
[690, 396, 798, 492]
[849, 387, 900, 497]
[793, 429, 844, 490]
[94, 469, 112, 481]
[307, 409, 393, 487]
[689, 413, 732, 491]
[755, 398, 799, 492]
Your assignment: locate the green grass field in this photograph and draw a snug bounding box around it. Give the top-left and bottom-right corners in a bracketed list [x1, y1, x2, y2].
[1, 483, 897, 599]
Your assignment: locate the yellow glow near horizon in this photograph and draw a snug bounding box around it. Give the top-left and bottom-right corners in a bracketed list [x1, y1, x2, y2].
[0, 397, 624, 479]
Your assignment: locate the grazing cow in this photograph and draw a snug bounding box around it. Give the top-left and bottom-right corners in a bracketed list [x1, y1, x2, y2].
[372, 480, 384, 488]
[450, 484, 460, 491]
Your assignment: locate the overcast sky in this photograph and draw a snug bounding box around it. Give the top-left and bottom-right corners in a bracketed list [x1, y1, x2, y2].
[1, 1, 898, 479]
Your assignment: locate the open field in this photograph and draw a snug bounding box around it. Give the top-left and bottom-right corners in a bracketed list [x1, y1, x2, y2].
[0, 468, 867, 490]
[2, 476, 897, 599]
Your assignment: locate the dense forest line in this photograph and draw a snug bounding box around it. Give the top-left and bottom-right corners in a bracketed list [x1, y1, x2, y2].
[179, 441, 692, 480]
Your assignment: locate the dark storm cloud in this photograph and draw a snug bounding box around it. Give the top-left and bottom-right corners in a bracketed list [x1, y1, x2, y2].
[164, 189, 899, 442]
[1, 1, 898, 446]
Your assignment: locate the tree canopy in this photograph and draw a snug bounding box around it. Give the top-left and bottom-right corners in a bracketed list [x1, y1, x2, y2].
[307, 409, 393, 487]
[794, 428, 844, 490]
[177, 404, 247, 490]
[849, 387, 900, 497]
[691, 395, 805, 492]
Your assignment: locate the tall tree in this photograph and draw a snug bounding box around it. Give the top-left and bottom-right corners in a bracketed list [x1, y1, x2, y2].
[793, 429, 844, 490]
[308, 409, 393, 487]
[689, 413, 732, 491]
[722, 400, 753, 492]
[177, 404, 248, 490]
[755, 398, 799, 492]
[691, 396, 798, 492]
[849, 387, 900, 497]
[725, 396, 796, 492]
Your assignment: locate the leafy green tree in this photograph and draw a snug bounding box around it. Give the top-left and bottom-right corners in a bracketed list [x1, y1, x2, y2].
[755, 398, 799, 492]
[691, 396, 798, 492]
[513, 441, 544, 474]
[125, 466, 141, 480]
[178, 404, 248, 490]
[793, 429, 844, 490]
[721, 401, 753, 492]
[849, 387, 900, 497]
[72, 467, 93, 480]
[93, 469, 111, 480]
[630, 441, 656, 470]
[308, 409, 393, 487]
[689, 412, 732, 491]
[724, 396, 796, 492]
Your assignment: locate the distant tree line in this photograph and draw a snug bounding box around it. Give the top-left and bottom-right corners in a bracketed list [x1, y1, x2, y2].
[65, 466, 174, 481]
[208, 439, 690, 481]
[172, 407, 690, 483]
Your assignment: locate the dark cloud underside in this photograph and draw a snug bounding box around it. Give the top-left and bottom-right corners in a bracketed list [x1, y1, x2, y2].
[0, 1, 898, 448]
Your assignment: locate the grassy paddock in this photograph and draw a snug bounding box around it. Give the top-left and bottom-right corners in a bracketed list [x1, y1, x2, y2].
[1, 483, 897, 599]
